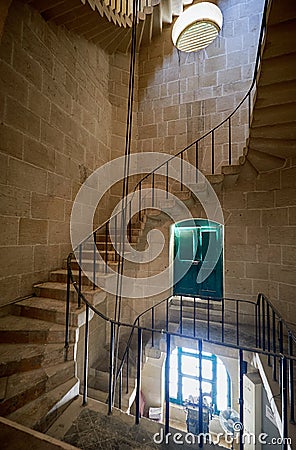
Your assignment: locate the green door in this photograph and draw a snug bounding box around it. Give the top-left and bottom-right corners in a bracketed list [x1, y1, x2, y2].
[173, 219, 223, 299]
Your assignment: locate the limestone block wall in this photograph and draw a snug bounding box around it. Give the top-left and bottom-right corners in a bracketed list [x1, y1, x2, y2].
[137, 0, 264, 173]
[222, 160, 296, 325]
[0, 1, 113, 306]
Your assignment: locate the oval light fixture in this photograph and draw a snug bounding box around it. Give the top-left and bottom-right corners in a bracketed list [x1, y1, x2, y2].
[172, 2, 223, 53]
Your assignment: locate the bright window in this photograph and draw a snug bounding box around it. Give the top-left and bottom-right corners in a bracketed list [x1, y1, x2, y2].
[169, 347, 231, 413]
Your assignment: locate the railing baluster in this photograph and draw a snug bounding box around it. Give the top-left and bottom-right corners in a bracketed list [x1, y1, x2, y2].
[78, 244, 82, 308]
[272, 310, 277, 381]
[166, 297, 169, 332]
[279, 320, 284, 385]
[128, 201, 132, 242]
[119, 368, 122, 410]
[255, 300, 258, 348]
[180, 295, 183, 334]
[82, 304, 89, 405]
[267, 304, 271, 366]
[180, 153, 183, 191]
[211, 131, 215, 174]
[198, 339, 203, 447]
[93, 232, 96, 289]
[236, 300, 239, 346]
[262, 296, 266, 351]
[135, 327, 142, 424]
[288, 333, 295, 424]
[281, 356, 288, 450]
[152, 172, 155, 207]
[228, 117, 232, 165]
[257, 294, 261, 348]
[195, 141, 199, 183]
[151, 307, 155, 347]
[207, 297, 210, 340]
[248, 92, 251, 128]
[126, 347, 129, 394]
[114, 215, 118, 262]
[108, 322, 115, 415]
[193, 297, 196, 338]
[105, 222, 108, 274]
[138, 182, 142, 222]
[165, 333, 171, 436]
[65, 260, 71, 352]
[166, 162, 169, 199]
[221, 297, 225, 343]
[239, 349, 244, 450]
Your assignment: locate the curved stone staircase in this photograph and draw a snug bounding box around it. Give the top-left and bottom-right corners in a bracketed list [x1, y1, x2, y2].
[21, 0, 193, 53]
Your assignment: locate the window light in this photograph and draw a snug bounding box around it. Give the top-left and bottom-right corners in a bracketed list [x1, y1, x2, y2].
[172, 2, 223, 53]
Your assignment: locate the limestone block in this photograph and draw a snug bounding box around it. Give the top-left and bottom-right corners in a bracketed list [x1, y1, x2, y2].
[225, 243, 257, 262]
[0, 275, 20, 306]
[0, 59, 28, 104]
[247, 191, 274, 209]
[22, 24, 53, 75]
[48, 221, 70, 245]
[0, 185, 30, 217]
[225, 261, 246, 278]
[24, 136, 55, 172]
[47, 173, 71, 200]
[19, 218, 48, 245]
[256, 244, 281, 264]
[7, 159, 47, 194]
[247, 226, 269, 245]
[41, 121, 64, 153]
[246, 262, 268, 280]
[269, 226, 296, 245]
[281, 246, 296, 266]
[12, 46, 42, 90]
[262, 207, 288, 226]
[0, 245, 33, 277]
[5, 97, 40, 139]
[28, 86, 50, 121]
[270, 264, 296, 285]
[0, 216, 18, 246]
[31, 192, 64, 221]
[33, 245, 60, 272]
[226, 209, 261, 226]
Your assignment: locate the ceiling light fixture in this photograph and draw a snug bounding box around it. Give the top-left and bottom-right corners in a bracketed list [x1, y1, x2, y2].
[172, 2, 223, 53]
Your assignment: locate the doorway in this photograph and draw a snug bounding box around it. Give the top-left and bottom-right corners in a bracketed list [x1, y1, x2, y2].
[173, 219, 223, 299]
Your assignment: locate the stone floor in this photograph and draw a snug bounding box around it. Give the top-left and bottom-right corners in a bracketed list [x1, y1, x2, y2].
[47, 396, 216, 450]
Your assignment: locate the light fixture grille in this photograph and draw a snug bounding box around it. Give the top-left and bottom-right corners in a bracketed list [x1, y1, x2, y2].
[176, 20, 220, 53]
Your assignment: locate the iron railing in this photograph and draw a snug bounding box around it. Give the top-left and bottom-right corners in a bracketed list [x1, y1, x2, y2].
[65, 257, 295, 450]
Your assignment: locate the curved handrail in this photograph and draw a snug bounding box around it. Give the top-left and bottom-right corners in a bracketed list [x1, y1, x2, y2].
[73, 0, 270, 253]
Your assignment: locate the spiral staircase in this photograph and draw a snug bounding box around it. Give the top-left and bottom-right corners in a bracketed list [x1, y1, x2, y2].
[0, 0, 296, 447]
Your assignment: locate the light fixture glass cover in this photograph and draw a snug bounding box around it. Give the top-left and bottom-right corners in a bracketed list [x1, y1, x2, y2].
[172, 2, 223, 53]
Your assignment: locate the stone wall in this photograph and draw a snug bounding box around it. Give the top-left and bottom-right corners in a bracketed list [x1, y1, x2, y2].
[0, 1, 113, 306]
[137, 0, 264, 173]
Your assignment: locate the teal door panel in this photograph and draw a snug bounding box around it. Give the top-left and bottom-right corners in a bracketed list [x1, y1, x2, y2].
[173, 219, 223, 299]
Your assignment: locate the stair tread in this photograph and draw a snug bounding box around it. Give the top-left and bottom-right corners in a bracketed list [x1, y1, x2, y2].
[34, 281, 102, 294]
[7, 377, 79, 429]
[52, 269, 114, 278]
[0, 314, 73, 332]
[15, 296, 81, 313]
[0, 342, 72, 365]
[1, 361, 74, 401]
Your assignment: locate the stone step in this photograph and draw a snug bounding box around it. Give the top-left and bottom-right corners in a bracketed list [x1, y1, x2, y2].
[260, 53, 296, 86]
[264, 19, 296, 59]
[50, 269, 114, 289]
[248, 137, 296, 159]
[33, 281, 104, 304]
[250, 122, 296, 141]
[12, 297, 85, 327]
[244, 148, 285, 172]
[0, 315, 77, 345]
[67, 258, 119, 273]
[252, 102, 296, 128]
[0, 361, 75, 417]
[170, 296, 222, 310]
[255, 80, 296, 109]
[7, 377, 79, 432]
[0, 343, 75, 378]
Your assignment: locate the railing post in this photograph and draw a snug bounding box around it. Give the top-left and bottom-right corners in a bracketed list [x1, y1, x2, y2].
[165, 333, 171, 436]
[195, 141, 199, 183]
[138, 182, 142, 222]
[211, 131, 215, 174]
[82, 304, 89, 406]
[135, 327, 142, 424]
[114, 215, 118, 262]
[193, 297, 196, 338]
[272, 310, 277, 381]
[126, 347, 129, 394]
[129, 201, 132, 242]
[64, 259, 71, 353]
[267, 304, 271, 366]
[119, 368, 122, 410]
[262, 296, 266, 351]
[288, 333, 295, 424]
[228, 117, 232, 165]
[221, 297, 225, 343]
[166, 297, 169, 332]
[207, 297, 210, 340]
[78, 244, 82, 308]
[180, 295, 183, 334]
[257, 294, 262, 348]
[108, 321, 115, 415]
[198, 339, 203, 448]
[281, 356, 288, 450]
[93, 232, 96, 289]
[180, 152, 183, 191]
[105, 222, 108, 274]
[152, 172, 155, 207]
[239, 349, 244, 450]
[151, 306, 155, 347]
[166, 162, 169, 198]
